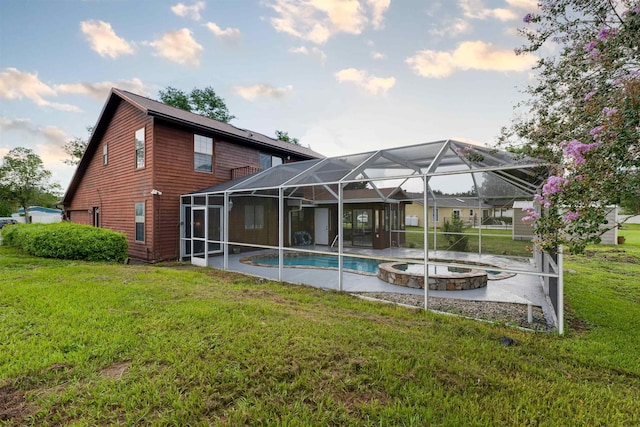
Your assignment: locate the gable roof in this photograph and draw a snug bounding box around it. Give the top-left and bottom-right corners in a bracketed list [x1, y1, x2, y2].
[116, 89, 323, 159]
[61, 88, 324, 205]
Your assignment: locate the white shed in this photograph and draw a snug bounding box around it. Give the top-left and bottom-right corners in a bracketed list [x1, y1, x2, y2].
[512, 200, 534, 241]
[12, 206, 63, 224]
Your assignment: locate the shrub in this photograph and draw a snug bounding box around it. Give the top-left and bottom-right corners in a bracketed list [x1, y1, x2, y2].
[443, 217, 469, 252]
[2, 222, 127, 262]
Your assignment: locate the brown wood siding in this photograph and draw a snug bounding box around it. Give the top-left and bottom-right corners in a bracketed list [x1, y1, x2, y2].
[66, 100, 155, 260]
[153, 123, 283, 260]
[67, 103, 316, 262]
[215, 140, 260, 181]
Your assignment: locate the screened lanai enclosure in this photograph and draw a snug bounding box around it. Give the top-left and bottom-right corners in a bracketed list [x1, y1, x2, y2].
[180, 139, 566, 333]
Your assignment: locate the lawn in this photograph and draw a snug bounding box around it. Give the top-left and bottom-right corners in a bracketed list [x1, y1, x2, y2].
[1, 226, 639, 425]
[404, 226, 532, 257]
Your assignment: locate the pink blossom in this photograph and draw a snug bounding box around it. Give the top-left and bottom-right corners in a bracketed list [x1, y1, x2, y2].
[602, 107, 618, 117]
[522, 206, 540, 223]
[523, 13, 533, 23]
[597, 27, 616, 41]
[584, 91, 595, 101]
[543, 176, 568, 197]
[561, 139, 599, 164]
[590, 125, 605, 139]
[585, 41, 598, 52]
[589, 48, 601, 60]
[564, 211, 579, 221]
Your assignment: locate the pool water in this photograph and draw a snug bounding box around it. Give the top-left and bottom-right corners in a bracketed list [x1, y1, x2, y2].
[254, 254, 382, 274]
[249, 255, 504, 277]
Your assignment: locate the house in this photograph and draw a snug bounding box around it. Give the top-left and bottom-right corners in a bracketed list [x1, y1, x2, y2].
[404, 197, 493, 228]
[60, 88, 323, 262]
[11, 206, 63, 224]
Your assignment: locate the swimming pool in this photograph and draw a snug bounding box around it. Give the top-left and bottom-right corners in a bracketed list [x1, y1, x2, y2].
[244, 254, 382, 274]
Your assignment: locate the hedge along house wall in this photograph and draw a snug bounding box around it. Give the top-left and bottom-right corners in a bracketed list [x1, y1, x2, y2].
[180, 140, 569, 333]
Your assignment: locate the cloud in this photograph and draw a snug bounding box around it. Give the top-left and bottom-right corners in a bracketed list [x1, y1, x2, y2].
[0, 68, 81, 112]
[171, 1, 206, 20]
[371, 51, 385, 59]
[334, 68, 395, 95]
[205, 22, 242, 44]
[148, 29, 203, 66]
[268, 0, 390, 44]
[55, 78, 151, 100]
[459, 0, 535, 21]
[233, 84, 293, 100]
[0, 117, 69, 164]
[406, 40, 538, 78]
[366, 0, 391, 29]
[80, 20, 135, 59]
[289, 45, 327, 64]
[430, 18, 470, 37]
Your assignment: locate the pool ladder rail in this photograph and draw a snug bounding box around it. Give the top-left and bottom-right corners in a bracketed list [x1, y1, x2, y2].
[330, 235, 339, 252]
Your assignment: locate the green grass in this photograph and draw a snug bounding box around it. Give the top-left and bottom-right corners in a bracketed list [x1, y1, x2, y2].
[404, 226, 532, 257]
[1, 228, 639, 425]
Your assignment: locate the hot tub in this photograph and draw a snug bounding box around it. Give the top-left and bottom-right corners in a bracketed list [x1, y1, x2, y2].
[377, 262, 488, 291]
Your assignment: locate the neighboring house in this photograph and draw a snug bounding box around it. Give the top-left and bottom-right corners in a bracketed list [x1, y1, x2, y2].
[12, 206, 63, 224]
[404, 197, 492, 228]
[61, 88, 323, 262]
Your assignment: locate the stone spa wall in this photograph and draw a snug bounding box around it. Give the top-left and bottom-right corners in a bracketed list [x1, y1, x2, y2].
[377, 262, 488, 291]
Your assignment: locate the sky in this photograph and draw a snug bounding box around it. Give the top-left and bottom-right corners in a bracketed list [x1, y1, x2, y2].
[0, 0, 541, 194]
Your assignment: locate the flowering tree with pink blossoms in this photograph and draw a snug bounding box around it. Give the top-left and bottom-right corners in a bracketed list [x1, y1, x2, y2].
[501, 1, 640, 253]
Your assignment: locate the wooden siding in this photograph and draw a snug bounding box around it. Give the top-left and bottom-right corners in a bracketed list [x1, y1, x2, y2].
[215, 140, 260, 181]
[66, 100, 155, 260]
[66, 101, 316, 262]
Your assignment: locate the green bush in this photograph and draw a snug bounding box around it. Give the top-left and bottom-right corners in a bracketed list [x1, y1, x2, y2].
[443, 217, 469, 252]
[2, 222, 127, 262]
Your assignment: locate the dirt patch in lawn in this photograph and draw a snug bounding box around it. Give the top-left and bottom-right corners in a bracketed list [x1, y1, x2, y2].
[0, 383, 35, 423]
[100, 361, 131, 380]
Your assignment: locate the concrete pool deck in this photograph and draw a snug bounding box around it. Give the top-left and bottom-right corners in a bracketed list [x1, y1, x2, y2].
[205, 246, 555, 325]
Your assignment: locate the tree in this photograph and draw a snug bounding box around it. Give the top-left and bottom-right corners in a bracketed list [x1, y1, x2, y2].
[275, 130, 300, 145]
[0, 148, 61, 221]
[501, 1, 640, 253]
[158, 86, 235, 122]
[63, 126, 93, 166]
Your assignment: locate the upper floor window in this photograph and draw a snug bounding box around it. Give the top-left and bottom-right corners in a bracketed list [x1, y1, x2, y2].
[259, 153, 283, 170]
[135, 127, 145, 169]
[103, 144, 108, 165]
[194, 134, 213, 172]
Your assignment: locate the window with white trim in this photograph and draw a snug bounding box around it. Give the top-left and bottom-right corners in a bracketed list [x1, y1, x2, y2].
[135, 128, 145, 169]
[432, 208, 439, 222]
[194, 134, 213, 172]
[135, 202, 145, 242]
[244, 205, 264, 230]
[103, 144, 108, 165]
